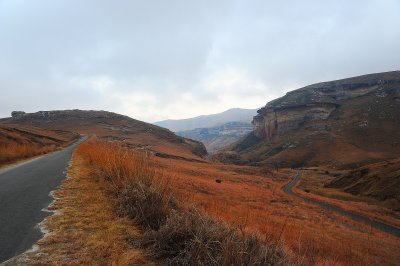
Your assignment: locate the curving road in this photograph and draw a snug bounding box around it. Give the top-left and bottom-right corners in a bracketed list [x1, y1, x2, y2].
[282, 173, 400, 238]
[0, 137, 86, 263]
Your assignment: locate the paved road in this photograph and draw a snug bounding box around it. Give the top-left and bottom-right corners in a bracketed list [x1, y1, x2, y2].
[0, 137, 86, 263]
[282, 173, 400, 237]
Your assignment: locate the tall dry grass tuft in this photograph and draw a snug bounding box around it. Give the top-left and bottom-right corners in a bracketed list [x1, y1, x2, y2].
[77, 138, 292, 265]
[77, 139, 173, 230]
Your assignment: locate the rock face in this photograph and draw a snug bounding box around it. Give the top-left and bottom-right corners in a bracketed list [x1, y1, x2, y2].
[11, 111, 25, 118]
[253, 104, 336, 140]
[230, 71, 400, 167]
[253, 73, 399, 141]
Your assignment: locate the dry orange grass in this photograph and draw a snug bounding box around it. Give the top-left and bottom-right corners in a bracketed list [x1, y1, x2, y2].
[76, 138, 291, 265]
[19, 137, 399, 265]
[19, 143, 154, 266]
[154, 157, 400, 265]
[77, 138, 173, 231]
[0, 142, 53, 165]
[0, 124, 79, 166]
[77, 138, 400, 264]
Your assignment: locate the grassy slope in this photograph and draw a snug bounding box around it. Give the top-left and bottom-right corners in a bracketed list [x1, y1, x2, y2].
[0, 110, 207, 160]
[326, 158, 400, 207]
[154, 152, 400, 265]
[0, 123, 79, 167]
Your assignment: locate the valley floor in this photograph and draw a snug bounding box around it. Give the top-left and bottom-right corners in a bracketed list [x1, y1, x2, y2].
[155, 158, 400, 265]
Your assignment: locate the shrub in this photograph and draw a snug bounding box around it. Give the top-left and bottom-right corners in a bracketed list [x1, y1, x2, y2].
[360, 168, 369, 176]
[116, 176, 174, 230]
[77, 139, 173, 230]
[142, 209, 289, 266]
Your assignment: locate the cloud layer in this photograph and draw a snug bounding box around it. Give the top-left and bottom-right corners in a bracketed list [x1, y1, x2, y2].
[1, 0, 399, 121]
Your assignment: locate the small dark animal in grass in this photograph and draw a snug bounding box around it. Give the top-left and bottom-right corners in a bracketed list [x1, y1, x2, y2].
[215, 179, 222, 184]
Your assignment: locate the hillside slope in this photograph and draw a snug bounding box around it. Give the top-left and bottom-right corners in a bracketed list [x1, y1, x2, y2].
[155, 108, 257, 132]
[0, 123, 79, 166]
[229, 71, 400, 168]
[0, 110, 207, 160]
[325, 158, 400, 206]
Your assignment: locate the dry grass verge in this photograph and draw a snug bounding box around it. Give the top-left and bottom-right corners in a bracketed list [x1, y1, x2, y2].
[13, 145, 153, 265]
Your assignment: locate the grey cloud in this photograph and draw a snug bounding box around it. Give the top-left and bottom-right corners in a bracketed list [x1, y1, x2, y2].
[0, 0, 399, 121]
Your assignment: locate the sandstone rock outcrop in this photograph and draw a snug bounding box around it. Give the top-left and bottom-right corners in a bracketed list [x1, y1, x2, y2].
[253, 72, 400, 141]
[230, 71, 400, 167]
[11, 111, 25, 118]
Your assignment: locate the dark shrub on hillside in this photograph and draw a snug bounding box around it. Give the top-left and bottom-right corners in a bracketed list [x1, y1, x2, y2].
[116, 177, 175, 230]
[141, 209, 289, 266]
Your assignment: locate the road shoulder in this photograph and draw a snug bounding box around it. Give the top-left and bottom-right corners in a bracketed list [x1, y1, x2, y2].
[3, 149, 152, 265]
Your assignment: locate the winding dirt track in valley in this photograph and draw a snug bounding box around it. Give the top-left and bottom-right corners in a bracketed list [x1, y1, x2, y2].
[282, 173, 400, 238]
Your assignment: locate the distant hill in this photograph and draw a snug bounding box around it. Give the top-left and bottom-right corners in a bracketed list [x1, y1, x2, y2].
[177, 122, 253, 154]
[226, 71, 400, 168]
[154, 108, 257, 132]
[0, 110, 207, 160]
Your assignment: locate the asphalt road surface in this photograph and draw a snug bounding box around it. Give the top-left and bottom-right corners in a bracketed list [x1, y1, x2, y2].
[283, 173, 400, 238]
[0, 137, 86, 263]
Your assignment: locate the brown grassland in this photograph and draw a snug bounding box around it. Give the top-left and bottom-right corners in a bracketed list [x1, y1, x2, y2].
[0, 124, 79, 167]
[73, 139, 290, 265]
[296, 169, 400, 229]
[21, 138, 400, 265]
[156, 158, 400, 265]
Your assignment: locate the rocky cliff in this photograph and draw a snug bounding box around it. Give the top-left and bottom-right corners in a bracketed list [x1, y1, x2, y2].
[229, 71, 400, 167]
[253, 72, 400, 140]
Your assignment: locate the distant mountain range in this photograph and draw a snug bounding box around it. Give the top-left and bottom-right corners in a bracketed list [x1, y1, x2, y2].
[154, 108, 257, 132]
[155, 108, 257, 153]
[177, 121, 253, 154]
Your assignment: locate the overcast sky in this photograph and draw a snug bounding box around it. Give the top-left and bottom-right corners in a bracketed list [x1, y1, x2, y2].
[0, 0, 399, 122]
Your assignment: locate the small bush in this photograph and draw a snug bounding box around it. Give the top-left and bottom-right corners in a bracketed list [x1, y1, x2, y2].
[142, 209, 289, 266]
[116, 177, 175, 230]
[360, 168, 369, 176]
[77, 139, 173, 230]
